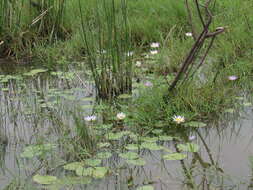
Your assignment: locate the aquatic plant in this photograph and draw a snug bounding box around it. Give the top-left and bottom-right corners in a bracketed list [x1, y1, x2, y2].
[78, 0, 132, 100]
[173, 115, 185, 124]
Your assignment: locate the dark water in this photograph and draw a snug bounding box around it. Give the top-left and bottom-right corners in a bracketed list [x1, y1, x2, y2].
[0, 62, 253, 190]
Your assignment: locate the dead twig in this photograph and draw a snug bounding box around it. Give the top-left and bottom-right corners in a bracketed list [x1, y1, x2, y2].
[168, 0, 224, 91]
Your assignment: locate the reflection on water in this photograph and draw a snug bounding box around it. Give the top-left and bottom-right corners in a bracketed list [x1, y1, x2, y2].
[0, 64, 253, 190]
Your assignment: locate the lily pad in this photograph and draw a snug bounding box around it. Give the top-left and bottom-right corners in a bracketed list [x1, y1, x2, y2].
[23, 69, 47, 76]
[185, 121, 207, 128]
[243, 102, 252, 106]
[92, 167, 108, 178]
[63, 162, 84, 171]
[125, 144, 139, 150]
[76, 167, 108, 178]
[126, 158, 146, 166]
[76, 167, 93, 176]
[137, 185, 154, 190]
[21, 144, 56, 158]
[96, 152, 112, 159]
[159, 136, 173, 141]
[85, 159, 102, 166]
[141, 142, 164, 150]
[119, 152, 139, 160]
[107, 132, 124, 140]
[33, 174, 57, 185]
[163, 153, 187, 160]
[177, 143, 199, 153]
[140, 137, 158, 143]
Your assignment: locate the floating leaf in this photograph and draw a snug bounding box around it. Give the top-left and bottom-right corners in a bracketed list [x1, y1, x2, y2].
[141, 142, 164, 150]
[23, 69, 47, 76]
[96, 152, 112, 159]
[129, 133, 138, 141]
[75, 167, 108, 178]
[119, 152, 139, 160]
[185, 121, 207, 128]
[126, 144, 139, 150]
[85, 159, 101, 166]
[76, 167, 93, 176]
[163, 153, 187, 160]
[21, 144, 56, 158]
[126, 158, 146, 166]
[159, 136, 173, 141]
[137, 185, 154, 190]
[177, 143, 199, 153]
[243, 102, 252, 106]
[33, 174, 57, 185]
[92, 167, 108, 178]
[63, 162, 84, 171]
[140, 137, 158, 143]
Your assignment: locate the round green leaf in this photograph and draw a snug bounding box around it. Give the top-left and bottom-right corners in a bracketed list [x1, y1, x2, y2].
[140, 137, 158, 143]
[163, 153, 187, 160]
[85, 159, 102, 166]
[92, 167, 108, 178]
[141, 142, 164, 150]
[177, 143, 199, 153]
[137, 185, 154, 190]
[125, 144, 139, 150]
[119, 152, 139, 160]
[63, 162, 84, 171]
[96, 152, 112, 159]
[76, 167, 93, 177]
[33, 174, 57, 185]
[159, 136, 173, 141]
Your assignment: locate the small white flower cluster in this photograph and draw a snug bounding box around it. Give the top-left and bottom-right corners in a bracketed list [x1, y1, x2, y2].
[228, 75, 238, 81]
[116, 112, 126, 120]
[185, 32, 193, 37]
[150, 42, 159, 55]
[135, 61, 142, 67]
[84, 115, 97, 122]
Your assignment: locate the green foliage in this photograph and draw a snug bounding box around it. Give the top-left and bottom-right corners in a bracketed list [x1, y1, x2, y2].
[78, 0, 132, 99]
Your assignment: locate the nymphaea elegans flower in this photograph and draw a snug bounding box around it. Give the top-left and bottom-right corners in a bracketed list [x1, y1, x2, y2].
[173, 115, 185, 124]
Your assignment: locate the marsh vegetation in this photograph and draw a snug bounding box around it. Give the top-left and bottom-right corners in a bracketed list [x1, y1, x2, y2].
[0, 0, 253, 190]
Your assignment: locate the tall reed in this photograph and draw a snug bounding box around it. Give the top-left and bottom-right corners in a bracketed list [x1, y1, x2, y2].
[78, 0, 132, 100]
[0, 0, 68, 57]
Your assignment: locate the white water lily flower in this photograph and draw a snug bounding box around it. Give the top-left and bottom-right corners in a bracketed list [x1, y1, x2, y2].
[135, 61, 142, 67]
[84, 115, 97, 122]
[185, 32, 193, 37]
[150, 42, 160, 48]
[150, 50, 158, 55]
[173, 115, 185, 124]
[117, 112, 126, 120]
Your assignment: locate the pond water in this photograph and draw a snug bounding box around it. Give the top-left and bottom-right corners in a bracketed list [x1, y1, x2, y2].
[0, 62, 253, 190]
